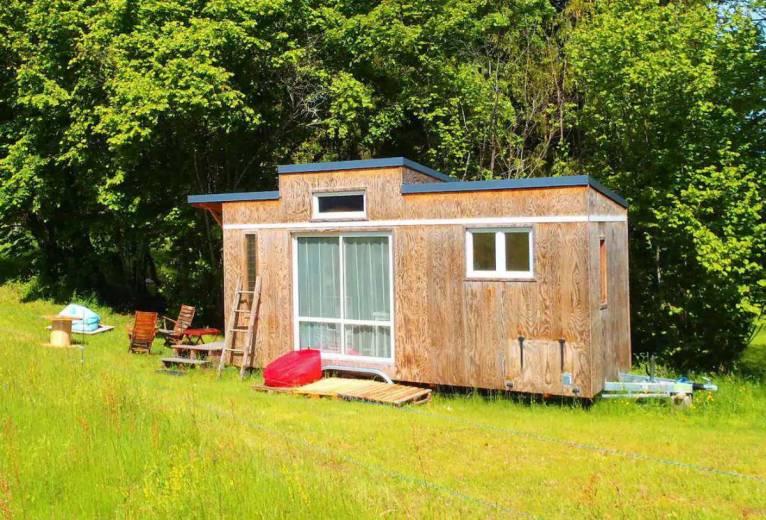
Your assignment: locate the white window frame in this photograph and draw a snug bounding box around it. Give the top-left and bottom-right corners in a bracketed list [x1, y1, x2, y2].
[311, 191, 367, 221]
[465, 227, 534, 279]
[292, 232, 394, 363]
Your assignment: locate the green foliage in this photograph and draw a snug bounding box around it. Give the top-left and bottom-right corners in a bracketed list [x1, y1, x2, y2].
[0, 0, 763, 369]
[568, 0, 766, 370]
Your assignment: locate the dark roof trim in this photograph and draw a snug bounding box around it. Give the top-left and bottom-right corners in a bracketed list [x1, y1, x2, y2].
[186, 176, 627, 208]
[587, 176, 628, 209]
[188, 190, 280, 204]
[277, 157, 456, 182]
[402, 175, 628, 208]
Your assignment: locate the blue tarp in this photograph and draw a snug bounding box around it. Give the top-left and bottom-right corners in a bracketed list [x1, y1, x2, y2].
[59, 304, 100, 333]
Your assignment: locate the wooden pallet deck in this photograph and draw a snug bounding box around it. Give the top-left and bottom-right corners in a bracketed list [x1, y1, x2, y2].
[253, 377, 431, 406]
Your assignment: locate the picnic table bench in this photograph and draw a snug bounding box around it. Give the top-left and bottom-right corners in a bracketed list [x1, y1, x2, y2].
[172, 341, 224, 360]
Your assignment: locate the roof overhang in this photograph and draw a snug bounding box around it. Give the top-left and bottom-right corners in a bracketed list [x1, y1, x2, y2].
[401, 175, 628, 208]
[188, 191, 280, 225]
[277, 157, 456, 182]
[187, 191, 280, 205]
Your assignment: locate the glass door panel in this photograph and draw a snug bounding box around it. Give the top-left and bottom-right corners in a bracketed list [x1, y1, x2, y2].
[295, 234, 392, 359]
[343, 236, 391, 322]
[297, 237, 340, 319]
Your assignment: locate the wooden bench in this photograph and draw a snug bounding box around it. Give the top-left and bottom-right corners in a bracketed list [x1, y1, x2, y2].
[161, 357, 210, 368]
[172, 341, 224, 360]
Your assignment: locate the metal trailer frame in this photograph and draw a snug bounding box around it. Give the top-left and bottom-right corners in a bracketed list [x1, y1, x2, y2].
[602, 372, 717, 400]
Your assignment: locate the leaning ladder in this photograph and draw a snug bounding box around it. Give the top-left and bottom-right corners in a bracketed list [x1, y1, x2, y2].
[218, 276, 261, 379]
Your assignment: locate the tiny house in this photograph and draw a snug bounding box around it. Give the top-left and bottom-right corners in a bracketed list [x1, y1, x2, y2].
[189, 157, 630, 398]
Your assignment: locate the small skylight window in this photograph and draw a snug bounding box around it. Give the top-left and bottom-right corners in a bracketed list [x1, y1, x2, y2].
[312, 191, 366, 220]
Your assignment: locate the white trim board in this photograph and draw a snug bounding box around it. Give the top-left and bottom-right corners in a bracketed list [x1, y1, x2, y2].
[224, 214, 626, 231]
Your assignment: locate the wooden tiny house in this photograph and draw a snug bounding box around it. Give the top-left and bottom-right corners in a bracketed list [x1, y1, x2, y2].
[189, 157, 630, 398]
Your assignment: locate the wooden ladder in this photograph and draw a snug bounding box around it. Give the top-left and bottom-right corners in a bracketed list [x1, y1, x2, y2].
[218, 276, 261, 379]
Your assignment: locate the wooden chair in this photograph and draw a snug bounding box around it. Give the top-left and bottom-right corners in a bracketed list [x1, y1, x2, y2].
[128, 311, 158, 354]
[158, 305, 195, 346]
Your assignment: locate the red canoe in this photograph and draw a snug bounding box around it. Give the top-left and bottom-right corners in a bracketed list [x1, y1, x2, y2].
[263, 349, 322, 387]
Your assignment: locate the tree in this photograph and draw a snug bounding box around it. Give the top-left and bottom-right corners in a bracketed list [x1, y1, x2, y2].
[1, 0, 763, 371]
[568, 0, 766, 369]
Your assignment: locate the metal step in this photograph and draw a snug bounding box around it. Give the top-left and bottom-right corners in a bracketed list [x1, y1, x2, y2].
[230, 327, 249, 333]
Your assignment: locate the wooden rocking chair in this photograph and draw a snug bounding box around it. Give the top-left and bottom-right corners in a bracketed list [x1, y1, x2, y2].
[158, 305, 195, 346]
[128, 311, 158, 354]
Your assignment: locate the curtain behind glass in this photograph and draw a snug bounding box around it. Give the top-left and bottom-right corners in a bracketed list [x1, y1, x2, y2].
[297, 237, 340, 318]
[299, 322, 340, 353]
[343, 236, 390, 322]
[344, 325, 391, 357]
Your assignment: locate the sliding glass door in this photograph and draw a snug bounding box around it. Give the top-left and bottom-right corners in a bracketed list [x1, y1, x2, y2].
[294, 234, 393, 360]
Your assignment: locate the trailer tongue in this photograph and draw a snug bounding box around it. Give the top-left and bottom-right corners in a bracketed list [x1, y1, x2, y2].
[603, 371, 718, 402]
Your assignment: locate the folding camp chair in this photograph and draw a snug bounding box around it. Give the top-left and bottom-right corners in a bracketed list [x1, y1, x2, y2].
[128, 311, 158, 354]
[158, 305, 195, 346]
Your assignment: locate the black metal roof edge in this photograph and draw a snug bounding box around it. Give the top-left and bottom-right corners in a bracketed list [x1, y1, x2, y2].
[401, 175, 589, 194]
[586, 177, 628, 208]
[186, 176, 628, 208]
[277, 157, 456, 182]
[401, 175, 628, 208]
[400, 158, 456, 182]
[187, 190, 280, 204]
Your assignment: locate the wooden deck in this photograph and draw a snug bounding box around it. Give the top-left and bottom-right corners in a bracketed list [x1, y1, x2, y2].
[253, 377, 431, 406]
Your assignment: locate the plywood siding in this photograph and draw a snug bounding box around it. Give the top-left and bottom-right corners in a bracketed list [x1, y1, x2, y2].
[401, 167, 442, 185]
[586, 188, 630, 395]
[224, 183, 590, 225]
[217, 169, 629, 398]
[222, 228, 293, 367]
[589, 189, 626, 217]
[393, 222, 591, 395]
[224, 167, 408, 224]
[403, 187, 587, 219]
[587, 220, 631, 395]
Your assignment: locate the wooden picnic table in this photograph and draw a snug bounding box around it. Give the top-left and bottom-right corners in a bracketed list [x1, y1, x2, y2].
[182, 327, 222, 345]
[172, 341, 224, 361]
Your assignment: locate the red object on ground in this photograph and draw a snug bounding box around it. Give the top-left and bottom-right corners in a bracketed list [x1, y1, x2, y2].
[264, 349, 322, 387]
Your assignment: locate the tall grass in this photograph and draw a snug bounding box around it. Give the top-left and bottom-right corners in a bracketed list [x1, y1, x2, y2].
[1, 284, 765, 518]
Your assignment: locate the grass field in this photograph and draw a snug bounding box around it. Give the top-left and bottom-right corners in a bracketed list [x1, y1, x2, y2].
[1, 284, 765, 518]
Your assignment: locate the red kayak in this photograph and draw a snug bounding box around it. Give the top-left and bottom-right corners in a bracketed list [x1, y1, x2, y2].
[263, 349, 322, 387]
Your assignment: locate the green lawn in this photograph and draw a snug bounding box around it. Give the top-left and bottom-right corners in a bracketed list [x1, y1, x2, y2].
[1, 284, 765, 518]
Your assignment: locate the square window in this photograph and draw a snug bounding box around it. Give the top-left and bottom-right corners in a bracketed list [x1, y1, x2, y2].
[467, 228, 533, 279]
